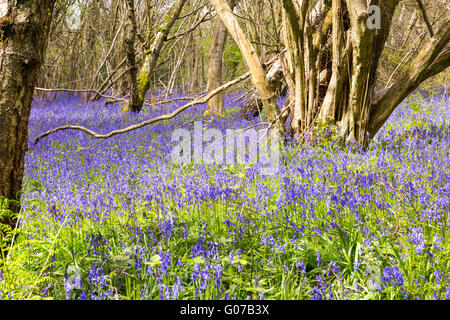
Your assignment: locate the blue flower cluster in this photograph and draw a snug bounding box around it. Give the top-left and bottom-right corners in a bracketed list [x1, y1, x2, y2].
[1, 90, 447, 300]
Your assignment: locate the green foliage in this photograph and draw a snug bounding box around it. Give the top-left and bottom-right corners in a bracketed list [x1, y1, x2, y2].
[224, 42, 246, 77]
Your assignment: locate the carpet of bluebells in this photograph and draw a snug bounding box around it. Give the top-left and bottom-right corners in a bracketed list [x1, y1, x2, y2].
[0, 90, 448, 300]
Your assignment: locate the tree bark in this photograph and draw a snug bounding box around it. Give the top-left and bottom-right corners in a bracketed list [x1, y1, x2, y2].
[205, 0, 238, 115]
[209, 0, 285, 136]
[281, 0, 310, 135]
[124, 0, 140, 112]
[125, 0, 188, 113]
[0, 0, 56, 217]
[318, 0, 346, 123]
[415, 0, 433, 37]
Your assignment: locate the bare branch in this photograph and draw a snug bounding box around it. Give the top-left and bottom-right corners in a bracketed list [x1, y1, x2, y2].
[89, 20, 125, 89]
[370, 17, 450, 135]
[92, 57, 127, 101]
[33, 73, 251, 144]
[166, 11, 213, 41]
[34, 87, 117, 100]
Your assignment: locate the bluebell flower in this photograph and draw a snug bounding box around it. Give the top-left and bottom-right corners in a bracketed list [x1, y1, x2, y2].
[78, 290, 86, 300]
[311, 287, 323, 300]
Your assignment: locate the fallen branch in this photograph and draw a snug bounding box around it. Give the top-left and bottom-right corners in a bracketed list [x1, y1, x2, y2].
[105, 97, 128, 104]
[34, 87, 117, 100]
[34, 51, 286, 145]
[105, 95, 202, 106]
[148, 94, 205, 105]
[33, 73, 251, 144]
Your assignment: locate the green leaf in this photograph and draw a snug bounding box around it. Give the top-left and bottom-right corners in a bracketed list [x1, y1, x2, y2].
[231, 258, 249, 266]
[190, 256, 205, 264]
[144, 254, 162, 267]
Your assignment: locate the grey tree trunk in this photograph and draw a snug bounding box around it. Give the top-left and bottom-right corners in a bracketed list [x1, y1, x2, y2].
[124, 0, 140, 112]
[0, 0, 56, 218]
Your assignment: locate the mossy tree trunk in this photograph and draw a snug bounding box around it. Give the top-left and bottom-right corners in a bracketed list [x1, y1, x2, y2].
[278, 0, 449, 143]
[0, 0, 56, 218]
[124, 0, 188, 113]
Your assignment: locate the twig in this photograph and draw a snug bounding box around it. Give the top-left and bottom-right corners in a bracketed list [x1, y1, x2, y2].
[147, 94, 205, 105]
[166, 11, 213, 41]
[89, 20, 125, 90]
[105, 93, 204, 106]
[232, 90, 253, 103]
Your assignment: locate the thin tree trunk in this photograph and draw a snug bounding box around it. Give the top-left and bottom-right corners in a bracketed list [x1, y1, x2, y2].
[124, 0, 140, 112]
[318, 0, 347, 123]
[205, 0, 238, 115]
[190, 35, 200, 91]
[281, 0, 309, 134]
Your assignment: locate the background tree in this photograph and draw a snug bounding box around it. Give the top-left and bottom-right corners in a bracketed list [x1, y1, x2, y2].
[30, 0, 449, 144]
[125, 0, 189, 112]
[124, 0, 140, 112]
[277, 0, 449, 142]
[205, 0, 238, 115]
[208, 0, 286, 136]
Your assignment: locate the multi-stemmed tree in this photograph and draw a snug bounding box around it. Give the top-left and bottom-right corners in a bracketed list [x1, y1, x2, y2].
[210, 0, 449, 142]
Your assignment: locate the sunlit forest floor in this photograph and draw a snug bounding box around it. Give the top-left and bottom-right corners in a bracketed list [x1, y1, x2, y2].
[0, 90, 449, 300]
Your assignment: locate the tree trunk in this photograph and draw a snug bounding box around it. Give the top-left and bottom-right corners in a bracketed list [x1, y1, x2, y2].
[116, 34, 130, 97]
[277, 0, 449, 144]
[281, 0, 309, 134]
[190, 38, 200, 92]
[125, 0, 188, 113]
[317, 0, 347, 124]
[0, 0, 56, 218]
[205, 0, 238, 115]
[123, 0, 140, 112]
[313, 0, 398, 142]
[209, 0, 285, 136]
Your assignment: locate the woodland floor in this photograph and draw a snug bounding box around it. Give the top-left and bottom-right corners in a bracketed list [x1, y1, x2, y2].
[0, 90, 449, 300]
